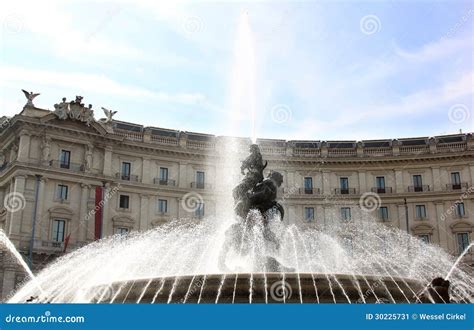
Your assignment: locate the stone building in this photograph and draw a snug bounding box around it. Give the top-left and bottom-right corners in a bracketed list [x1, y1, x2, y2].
[0, 97, 473, 299]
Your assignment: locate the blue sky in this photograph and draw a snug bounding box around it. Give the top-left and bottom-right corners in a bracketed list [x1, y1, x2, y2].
[0, 0, 472, 141]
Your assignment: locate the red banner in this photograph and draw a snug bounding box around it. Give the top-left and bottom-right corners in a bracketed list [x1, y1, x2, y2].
[63, 233, 71, 253]
[94, 186, 103, 240]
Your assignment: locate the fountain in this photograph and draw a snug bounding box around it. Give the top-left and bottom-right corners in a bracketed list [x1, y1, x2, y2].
[3, 144, 474, 304]
[2, 11, 474, 305]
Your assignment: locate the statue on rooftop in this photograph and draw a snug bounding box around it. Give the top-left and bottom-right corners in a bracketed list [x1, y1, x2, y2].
[53, 97, 69, 120]
[100, 107, 117, 124]
[21, 90, 40, 107]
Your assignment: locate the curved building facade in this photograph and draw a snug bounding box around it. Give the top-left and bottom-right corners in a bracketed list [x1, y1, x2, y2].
[0, 99, 473, 299]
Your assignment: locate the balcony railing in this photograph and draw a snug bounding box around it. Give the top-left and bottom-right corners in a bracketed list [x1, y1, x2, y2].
[300, 188, 321, 195]
[154, 178, 176, 186]
[115, 173, 139, 182]
[49, 160, 84, 172]
[371, 187, 393, 194]
[446, 182, 469, 191]
[191, 182, 212, 189]
[408, 185, 430, 192]
[334, 188, 357, 195]
[33, 240, 67, 251]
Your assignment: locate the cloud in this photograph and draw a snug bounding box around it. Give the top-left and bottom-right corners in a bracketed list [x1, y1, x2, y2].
[0, 65, 206, 105]
[394, 36, 472, 63]
[0, 0, 197, 68]
[284, 71, 474, 139]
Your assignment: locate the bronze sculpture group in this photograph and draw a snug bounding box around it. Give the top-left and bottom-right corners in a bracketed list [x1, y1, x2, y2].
[218, 144, 291, 272]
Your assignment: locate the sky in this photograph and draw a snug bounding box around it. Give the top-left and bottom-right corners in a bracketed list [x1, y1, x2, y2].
[0, 0, 473, 141]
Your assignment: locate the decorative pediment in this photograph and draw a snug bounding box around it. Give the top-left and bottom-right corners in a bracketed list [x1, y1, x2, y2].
[33, 96, 118, 136]
[411, 223, 434, 235]
[450, 221, 473, 233]
[48, 206, 74, 218]
[112, 215, 135, 227]
[40, 113, 108, 136]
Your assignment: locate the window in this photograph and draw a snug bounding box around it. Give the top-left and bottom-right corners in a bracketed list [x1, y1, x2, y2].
[340, 177, 349, 194]
[376, 176, 386, 193]
[158, 199, 168, 213]
[304, 177, 313, 194]
[60, 150, 71, 169]
[340, 177, 349, 189]
[56, 184, 68, 200]
[115, 227, 129, 235]
[341, 207, 351, 221]
[52, 219, 66, 242]
[121, 162, 131, 180]
[159, 167, 169, 183]
[119, 195, 130, 209]
[413, 175, 423, 192]
[418, 234, 430, 244]
[415, 205, 426, 219]
[196, 171, 205, 189]
[379, 206, 389, 221]
[304, 207, 314, 222]
[195, 202, 205, 218]
[456, 233, 470, 255]
[451, 172, 461, 189]
[455, 202, 465, 217]
[376, 176, 385, 189]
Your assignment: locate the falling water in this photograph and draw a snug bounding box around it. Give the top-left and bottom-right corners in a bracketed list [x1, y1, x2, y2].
[0, 230, 44, 295]
[445, 242, 474, 280]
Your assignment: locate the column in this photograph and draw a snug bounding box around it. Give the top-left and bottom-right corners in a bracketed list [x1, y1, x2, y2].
[17, 133, 31, 162]
[35, 177, 47, 242]
[394, 170, 404, 193]
[321, 206, 329, 227]
[178, 163, 188, 188]
[141, 158, 151, 184]
[139, 194, 150, 231]
[397, 203, 407, 233]
[286, 171, 295, 190]
[287, 205, 296, 226]
[358, 170, 367, 194]
[434, 202, 447, 249]
[1, 256, 17, 300]
[176, 197, 182, 219]
[78, 183, 91, 243]
[431, 166, 441, 191]
[102, 183, 111, 236]
[102, 146, 113, 177]
[7, 175, 27, 239]
[321, 170, 331, 195]
[469, 165, 474, 184]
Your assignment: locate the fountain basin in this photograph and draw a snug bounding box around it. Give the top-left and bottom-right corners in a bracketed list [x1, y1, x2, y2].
[88, 273, 426, 304]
